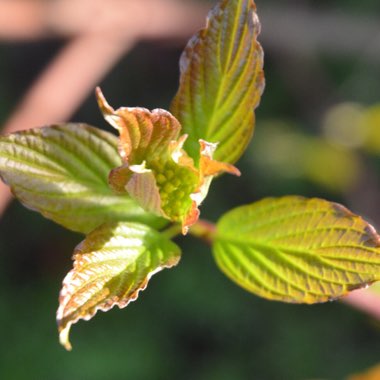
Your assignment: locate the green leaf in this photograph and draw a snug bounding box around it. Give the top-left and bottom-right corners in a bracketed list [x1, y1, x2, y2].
[213, 196, 380, 303]
[57, 221, 181, 350]
[0, 124, 165, 233]
[171, 0, 265, 164]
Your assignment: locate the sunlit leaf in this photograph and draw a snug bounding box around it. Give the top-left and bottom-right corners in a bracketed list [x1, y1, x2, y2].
[171, 0, 265, 164]
[57, 221, 181, 350]
[0, 124, 165, 233]
[213, 196, 380, 303]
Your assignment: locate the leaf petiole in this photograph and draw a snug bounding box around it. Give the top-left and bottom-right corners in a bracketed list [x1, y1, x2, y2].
[162, 219, 217, 244]
[188, 219, 216, 245]
[161, 223, 183, 240]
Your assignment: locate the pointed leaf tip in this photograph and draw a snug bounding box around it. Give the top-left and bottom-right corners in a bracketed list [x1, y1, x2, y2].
[56, 222, 181, 350]
[59, 324, 72, 351]
[96, 87, 115, 122]
[214, 196, 380, 304]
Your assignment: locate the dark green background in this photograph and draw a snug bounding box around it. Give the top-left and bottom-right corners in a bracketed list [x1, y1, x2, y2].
[0, 0, 379, 378]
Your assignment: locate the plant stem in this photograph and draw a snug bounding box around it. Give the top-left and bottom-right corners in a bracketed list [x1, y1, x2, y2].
[162, 219, 217, 244]
[162, 223, 183, 240]
[189, 219, 216, 245]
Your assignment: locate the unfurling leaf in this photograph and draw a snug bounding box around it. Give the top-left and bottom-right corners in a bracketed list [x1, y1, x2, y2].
[57, 222, 181, 350]
[97, 88, 239, 234]
[0, 124, 165, 233]
[213, 196, 380, 303]
[171, 0, 265, 164]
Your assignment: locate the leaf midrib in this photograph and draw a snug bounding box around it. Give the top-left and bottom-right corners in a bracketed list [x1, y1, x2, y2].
[217, 235, 380, 262]
[206, 0, 250, 139]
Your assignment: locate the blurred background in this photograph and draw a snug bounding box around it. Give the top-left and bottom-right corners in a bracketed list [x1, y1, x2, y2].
[0, 0, 380, 379]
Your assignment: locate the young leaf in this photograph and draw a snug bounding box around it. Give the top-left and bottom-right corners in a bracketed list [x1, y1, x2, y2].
[0, 124, 165, 233]
[57, 221, 181, 350]
[213, 196, 380, 303]
[97, 88, 239, 234]
[171, 0, 265, 164]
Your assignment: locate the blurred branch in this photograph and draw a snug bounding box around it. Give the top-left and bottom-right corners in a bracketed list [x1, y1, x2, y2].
[344, 288, 380, 321]
[0, 0, 208, 41]
[2, 1, 380, 60]
[0, 0, 46, 40]
[3, 35, 134, 132]
[0, 0, 208, 215]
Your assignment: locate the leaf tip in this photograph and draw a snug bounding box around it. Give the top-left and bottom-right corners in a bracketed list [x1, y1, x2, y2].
[58, 323, 73, 351]
[332, 201, 380, 248]
[95, 86, 110, 112]
[95, 87, 121, 131]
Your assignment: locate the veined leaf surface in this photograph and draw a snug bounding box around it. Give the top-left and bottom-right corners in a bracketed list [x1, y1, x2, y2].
[213, 196, 380, 303]
[171, 0, 265, 164]
[0, 124, 165, 233]
[57, 221, 181, 350]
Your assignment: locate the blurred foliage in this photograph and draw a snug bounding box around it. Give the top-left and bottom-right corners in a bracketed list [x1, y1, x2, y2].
[1, 0, 380, 379]
[250, 120, 361, 194]
[250, 102, 380, 196]
[322, 103, 380, 154]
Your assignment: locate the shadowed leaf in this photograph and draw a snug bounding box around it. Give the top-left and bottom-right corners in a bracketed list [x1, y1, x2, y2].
[213, 196, 380, 303]
[0, 124, 165, 233]
[57, 221, 181, 350]
[171, 0, 265, 164]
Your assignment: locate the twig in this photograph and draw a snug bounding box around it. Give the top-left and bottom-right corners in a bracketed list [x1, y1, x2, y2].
[0, 0, 46, 40]
[0, 0, 208, 40]
[343, 288, 380, 320]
